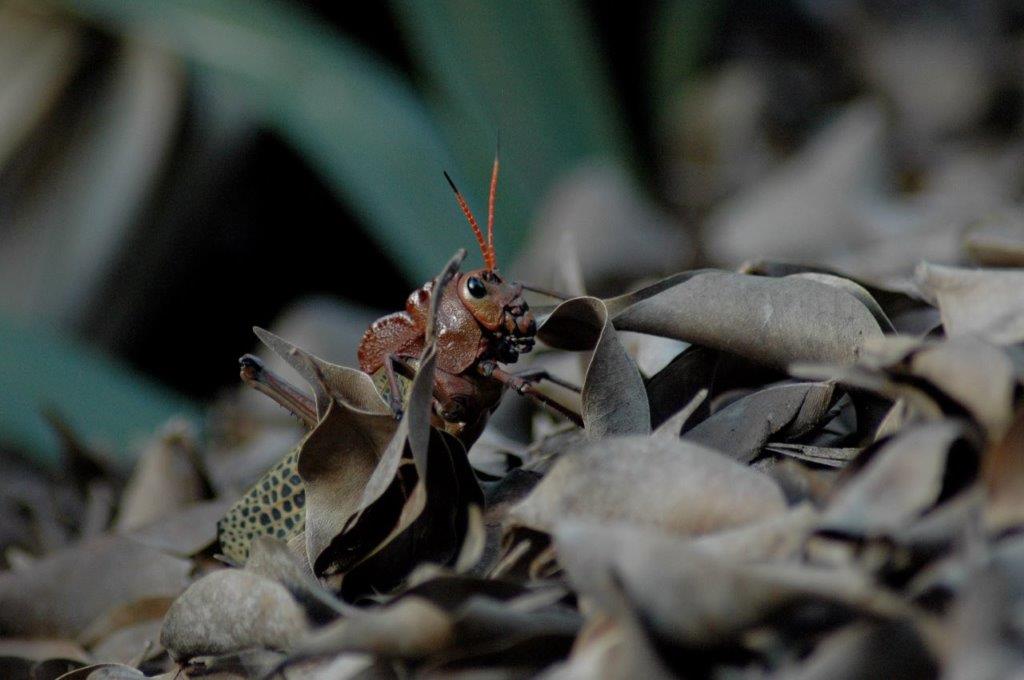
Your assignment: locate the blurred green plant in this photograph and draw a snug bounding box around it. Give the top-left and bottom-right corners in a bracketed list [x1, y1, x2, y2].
[0, 318, 199, 467]
[5, 0, 717, 465]
[392, 0, 631, 261]
[60, 0, 631, 279]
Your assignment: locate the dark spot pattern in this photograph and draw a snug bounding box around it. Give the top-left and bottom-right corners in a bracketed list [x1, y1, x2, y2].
[217, 446, 307, 564]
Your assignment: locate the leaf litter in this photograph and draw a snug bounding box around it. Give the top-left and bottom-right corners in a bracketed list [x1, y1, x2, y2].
[6, 240, 1024, 680]
[5, 205, 1024, 679]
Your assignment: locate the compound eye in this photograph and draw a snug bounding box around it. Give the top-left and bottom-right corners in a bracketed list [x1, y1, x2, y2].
[466, 276, 486, 299]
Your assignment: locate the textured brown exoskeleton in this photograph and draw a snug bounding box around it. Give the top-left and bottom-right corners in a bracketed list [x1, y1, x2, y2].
[357, 159, 561, 442]
[217, 159, 580, 565]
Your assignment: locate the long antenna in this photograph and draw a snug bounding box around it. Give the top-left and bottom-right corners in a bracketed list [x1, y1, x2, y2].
[487, 153, 499, 269]
[444, 171, 496, 269]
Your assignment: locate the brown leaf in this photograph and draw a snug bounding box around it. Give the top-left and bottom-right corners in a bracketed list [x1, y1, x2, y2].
[124, 499, 233, 557]
[160, 569, 310, 661]
[553, 521, 917, 647]
[820, 421, 974, 538]
[964, 211, 1024, 267]
[244, 537, 354, 624]
[683, 382, 838, 463]
[537, 297, 650, 437]
[774, 621, 937, 680]
[114, 419, 204, 532]
[78, 596, 172, 649]
[540, 611, 673, 680]
[983, 406, 1024, 533]
[516, 162, 692, 288]
[0, 639, 88, 664]
[764, 443, 862, 469]
[907, 337, 1016, 438]
[87, 618, 163, 666]
[915, 262, 1024, 344]
[610, 271, 885, 370]
[50, 664, 145, 679]
[297, 398, 399, 574]
[689, 504, 819, 563]
[0, 535, 190, 638]
[510, 436, 786, 535]
[740, 258, 931, 333]
[291, 596, 454, 661]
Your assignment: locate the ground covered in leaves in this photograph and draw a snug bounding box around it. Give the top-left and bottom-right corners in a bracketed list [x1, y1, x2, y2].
[2, 235, 1024, 679]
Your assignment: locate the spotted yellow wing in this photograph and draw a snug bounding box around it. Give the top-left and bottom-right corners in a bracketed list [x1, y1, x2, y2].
[216, 444, 307, 564]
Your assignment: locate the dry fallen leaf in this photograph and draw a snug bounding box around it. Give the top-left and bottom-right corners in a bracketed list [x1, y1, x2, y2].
[538, 297, 650, 437]
[915, 263, 1024, 344]
[820, 421, 975, 539]
[610, 270, 884, 369]
[0, 534, 190, 639]
[510, 435, 786, 535]
[115, 419, 204, 532]
[553, 521, 918, 648]
[160, 568, 310, 661]
[983, 406, 1024, 533]
[683, 381, 838, 463]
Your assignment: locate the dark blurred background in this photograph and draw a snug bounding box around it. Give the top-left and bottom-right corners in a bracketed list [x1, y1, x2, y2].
[3, 0, 1023, 465]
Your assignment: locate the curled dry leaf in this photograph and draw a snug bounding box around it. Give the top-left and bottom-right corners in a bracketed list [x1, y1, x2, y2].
[537, 296, 650, 438]
[915, 263, 1024, 344]
[115, 419, 204, 532]
[0, 534, 190, 638]
[160, 568, 309, 661]
[906, 337, 1016, 438]
[820, 421, 974, 538]
[703, 100, 886, 266]
[787, 271, 896, 333]
[540, 609, 673, 680]
[216, 326, 397, 567]
[87, 618, 164, 666]
[51, 664, 146, 679]
[0, 639, 89, 664]
[517, 161, 691, 288]
[125, 498, 233, 557]
[297, 398, 399, 575]
[290, 596, 454, 662]
[244, 536, 353, 624]
[77, 596, 172, 650]
[964, 211, 1024, 267]
[286, 590, 578, 673]
[983, 406, 1024, 533]
[689, 503, 819, 563]
[683, 382, 838, 463]
[764, 443, 861, 468]
[651, 388, 707, 441]
[510, 436, 786, 535]
[553, 521, 916, 648]
[942, 549, 1024, 680]
[610, 270, 884, 370]
[775, 621, 938, 680]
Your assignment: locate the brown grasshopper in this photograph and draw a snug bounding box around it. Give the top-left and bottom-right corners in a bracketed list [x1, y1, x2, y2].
[219, 160, 580, 564]
[242, 157, 581, 440]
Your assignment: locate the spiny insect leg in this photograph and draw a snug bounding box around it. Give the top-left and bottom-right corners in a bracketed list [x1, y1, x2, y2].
[481, 362, 583, 427]
[239, 354, 317, 428]
[512, 368, 581, 394]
